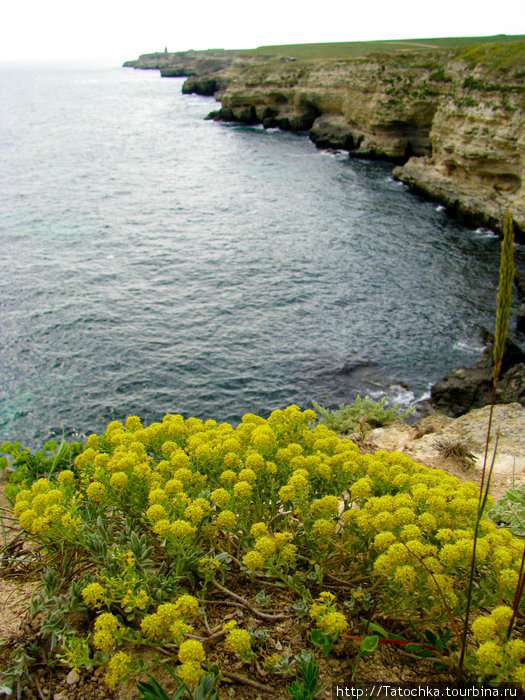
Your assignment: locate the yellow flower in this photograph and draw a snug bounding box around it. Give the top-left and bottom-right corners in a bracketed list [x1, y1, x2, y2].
[184, 502, 204, 523]
[146, 504, 167, 522]
[93, 613, 122, 651]
[233, 481, 252, 498]
[250, 522, 268, 538]
[312, 519, 336, 537]
[178, 640, 205, 664]
[490, 605, 514, 629]
[174, 594, 199, 618]
[278, 484, 296, 502]
[245, 452, 265, 472]
[85, 433, 101, 448]
[125, 415, 142, 430]
[309, 592, 336, 621]
[244, 550, 265, 570]
[318, 611, 348, 636]
[81, 582, 106, 607]
[374, 532, 396, 549]
[199, 556, 220, 576]
[104, 651, 131, 690]
[170, 620, 193, 644]
[60, 512, 81, 531]
[238, 468, 257, 483]
[506, 639, 525, 663]
[216, 510, 237, 530]
[148, 488, 168, 504]
[177, 661, 203, 686]
[351, 477, 373, 500]
[57, 470, 75, 485]
[153, 519, 171, 536]
[165, 478, 184, 493]
[476, 641, 503, 672]
[393, 565, 418, 591]
[288, 473, 309, 491]
[170, 519, 196, 538]
[86, 481, 106, 504]
[31, 516, 50, 534]
[280, 543, 297, 563]
[311, 495, 340, 517]
[109, 471, 128, 489]
[220, 469, 237, 484]
[254, 536, 277, 557]
[400, 524, 422, 541]
[209, 488, 230, 507]
[171, 452, 190, 469]
[222, 620, 237, 632]
[303, 408, 316, 422]
[225, 628, 251, 654]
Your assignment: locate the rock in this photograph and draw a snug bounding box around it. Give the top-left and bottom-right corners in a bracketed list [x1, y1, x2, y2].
[182, 75, 228, 96]
[309, 116, 357, 150]
[368, 403, 525, 497]
[431, 366, 494, 417]
[205, 107, 235, 122]
[365, 421, 418, 452]
[161, 65, 191, 78]
[430, 333, 525, 417]
[53, 694, 69, 700]
[517, 303, 525, 333]
[65, 670, 79, 685]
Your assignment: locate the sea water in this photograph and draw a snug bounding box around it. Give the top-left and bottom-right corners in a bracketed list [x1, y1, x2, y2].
[0, 61, 507, 445]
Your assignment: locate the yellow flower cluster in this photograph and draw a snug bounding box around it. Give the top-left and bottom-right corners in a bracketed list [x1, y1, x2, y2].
[93, 613, 123, 652]
[225, 627, 252, 655]
[472, 606, 525, 686]
[104, 651, 131, 690]
[244, 530, 297, 571]
[140, 594, 199, 644]
[13, 480, 81, 538]
[13, 404, 525, 690]
[309, 591, 348, 637]
[176, 639, 205, 686]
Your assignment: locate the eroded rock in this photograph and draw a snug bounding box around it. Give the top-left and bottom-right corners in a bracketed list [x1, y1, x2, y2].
[368, 403, 525, 496]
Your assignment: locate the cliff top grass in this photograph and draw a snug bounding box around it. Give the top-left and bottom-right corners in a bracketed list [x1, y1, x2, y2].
[251, 34, 525, 60]
[455, 40, 525, 71]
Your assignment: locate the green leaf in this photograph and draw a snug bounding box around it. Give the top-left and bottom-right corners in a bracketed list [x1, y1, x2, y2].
[405, 643, 427, 654]
[360, 635, 379, 653]
[360, 618, 389, 639]
[310, 628, 327, 646]
[424, 630, 437, 645]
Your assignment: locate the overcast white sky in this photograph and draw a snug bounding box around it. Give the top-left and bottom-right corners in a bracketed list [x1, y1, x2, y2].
[1, 0, 524, 63]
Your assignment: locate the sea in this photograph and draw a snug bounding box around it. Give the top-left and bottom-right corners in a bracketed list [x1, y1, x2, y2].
[0, 61, 512, 447]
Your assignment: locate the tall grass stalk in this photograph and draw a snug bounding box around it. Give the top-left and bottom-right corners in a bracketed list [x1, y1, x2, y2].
[457, 210, 514, 680]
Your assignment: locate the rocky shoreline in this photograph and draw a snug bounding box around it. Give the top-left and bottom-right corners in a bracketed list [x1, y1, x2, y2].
[124, 44, 525, 238]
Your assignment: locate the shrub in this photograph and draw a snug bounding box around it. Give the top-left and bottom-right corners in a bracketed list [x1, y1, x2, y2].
[4, 405, 525, 693]
[312, 395, 413, 435]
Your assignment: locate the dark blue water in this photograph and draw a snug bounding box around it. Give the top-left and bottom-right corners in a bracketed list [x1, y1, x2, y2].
[0, 61, 506, 446]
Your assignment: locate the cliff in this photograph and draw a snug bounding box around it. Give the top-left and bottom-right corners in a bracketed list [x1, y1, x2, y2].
[183, 42, 525, 237]
[123, 48, 241, 77]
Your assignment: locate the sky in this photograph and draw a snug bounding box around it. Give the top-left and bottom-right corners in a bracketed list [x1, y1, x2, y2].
[1, 0, 524, 63]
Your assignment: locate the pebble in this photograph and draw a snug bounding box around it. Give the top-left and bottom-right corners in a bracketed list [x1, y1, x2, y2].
[66, 669, 80, 685]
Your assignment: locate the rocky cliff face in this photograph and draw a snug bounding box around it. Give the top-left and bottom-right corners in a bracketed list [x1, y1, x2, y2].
[187, 44, 524, 237]
[123, 49, 240, 77]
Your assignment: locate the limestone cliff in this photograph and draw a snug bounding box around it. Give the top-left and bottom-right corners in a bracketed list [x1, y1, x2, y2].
[123, 49, 240, 77]
[189, 44, 525, 237]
